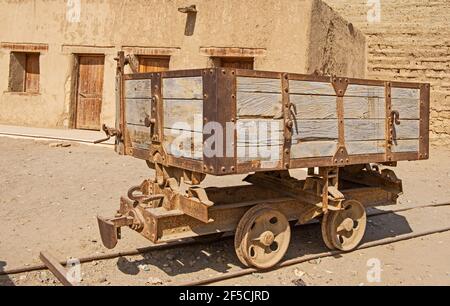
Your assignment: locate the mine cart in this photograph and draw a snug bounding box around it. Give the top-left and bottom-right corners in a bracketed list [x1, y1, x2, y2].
[96, 52, 430, 269]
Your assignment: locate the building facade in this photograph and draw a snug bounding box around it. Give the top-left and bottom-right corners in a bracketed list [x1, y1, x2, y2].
[0, 0, 365, 130]
[325, 0, 450, 145]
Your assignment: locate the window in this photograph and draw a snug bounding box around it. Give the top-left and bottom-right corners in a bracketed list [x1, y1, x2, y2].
[8, 52, 40, 93]
[138, 56, 170, 73]
[212, 57, 254, 70]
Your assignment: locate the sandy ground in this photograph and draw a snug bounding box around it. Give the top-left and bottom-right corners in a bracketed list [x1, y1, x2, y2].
[0, 137, 449, 286]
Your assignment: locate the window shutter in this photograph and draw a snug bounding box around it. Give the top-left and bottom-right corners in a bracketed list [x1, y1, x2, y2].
[8, 52, 26, 92]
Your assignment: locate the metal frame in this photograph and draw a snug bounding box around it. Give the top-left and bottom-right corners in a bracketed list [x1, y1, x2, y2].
[111, 55, 430, 177]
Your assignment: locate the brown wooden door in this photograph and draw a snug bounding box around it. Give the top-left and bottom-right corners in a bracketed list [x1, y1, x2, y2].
[76, 55, 105, 130]
[138, 56, 170, 73]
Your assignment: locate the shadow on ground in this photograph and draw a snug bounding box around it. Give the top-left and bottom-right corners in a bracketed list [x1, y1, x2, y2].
[0, 261, 15, 286]
[115, 211, 413, 277]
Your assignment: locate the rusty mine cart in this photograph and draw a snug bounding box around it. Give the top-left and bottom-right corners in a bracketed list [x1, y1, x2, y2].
[96, 52, 430, 269]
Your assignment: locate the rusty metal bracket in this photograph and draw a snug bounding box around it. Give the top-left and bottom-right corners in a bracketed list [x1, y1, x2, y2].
[97, 215, 134, 249]
[94, 124, 122, 144]
[389, 110, 401, 146]
[333, 145, 349, 165]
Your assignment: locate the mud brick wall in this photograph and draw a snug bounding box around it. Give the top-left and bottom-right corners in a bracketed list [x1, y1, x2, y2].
[324, 0, 450, 145]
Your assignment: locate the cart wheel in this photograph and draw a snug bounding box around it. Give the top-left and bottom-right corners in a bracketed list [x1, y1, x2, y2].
[321, 213, 336, 250]
[328, 200, 367, 251]
[234, 205, 291, 269]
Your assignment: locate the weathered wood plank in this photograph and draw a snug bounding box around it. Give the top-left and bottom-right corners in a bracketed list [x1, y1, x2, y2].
[163, 128, 203, 160]
[164, 99, 203, 132]
[346, 140, 386, 155]
[126, 99, 151, 126]
[289, 80, 336, 96]
[391, 88, 420, 99]
[392, 139, 420, 153]
[292, 120, 339, 141]
[127, 124, 152, 150]
[391, 98, 420, 119]
[163, 77, 203, 99]
[236, 119, 284, 146]
[125, 79, 152, 99]
[291, 141, 338, 159]
[237, 145, 282, 163]
[237, 92, 283, 118]
[344, 96, 386, 119]
[394, 120, 420, 139]
[345, 119, 385, 141]
[345, 84, 385, 98]
[237, 77, 281, 93]
[291, 95, 337, 119]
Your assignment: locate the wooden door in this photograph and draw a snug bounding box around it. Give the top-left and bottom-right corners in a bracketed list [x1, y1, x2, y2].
[138, 56, 170, 73]
[76, 55, 105, 130]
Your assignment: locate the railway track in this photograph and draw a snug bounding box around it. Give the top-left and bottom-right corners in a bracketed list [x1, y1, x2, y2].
[1, 201, 450, 285]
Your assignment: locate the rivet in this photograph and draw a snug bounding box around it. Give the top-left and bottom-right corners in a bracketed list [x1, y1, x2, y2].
[221, 167, 226, 172]
[285, 163, 290, 169]
[231, 166, 235, 171]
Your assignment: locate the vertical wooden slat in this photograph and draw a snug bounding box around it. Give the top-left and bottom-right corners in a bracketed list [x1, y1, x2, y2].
[25, 53, 40, 93]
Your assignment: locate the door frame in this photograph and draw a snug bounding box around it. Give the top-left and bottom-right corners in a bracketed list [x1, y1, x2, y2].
[69, 53, 105, 130]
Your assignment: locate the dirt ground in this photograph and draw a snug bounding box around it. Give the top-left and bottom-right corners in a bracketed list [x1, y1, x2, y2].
[0, 137, 449, 286]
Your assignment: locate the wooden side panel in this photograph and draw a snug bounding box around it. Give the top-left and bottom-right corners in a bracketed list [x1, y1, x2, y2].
[292, 120, 339, 141]
[392, 139, 420, 153]
[124, 78, 152, 150]
[236, 119, 283, 163]
[236, 77, 281, 93]
[291, 95, 337, 119]
[162, 76, 204, 160]
[346, 140, 386, 155]
[126, 99, 151, 126]
[342, 84, 387, 155]
[162, 77, 203, 99]
[395, 120, 420, 139]
[164, 99, 203, 132]
[345, 119, 385, 141]
[163, 128, 203, 160]
[291, 141, 338, 159]
[127, 125, 152, 150]
[391, 88, 420, 119]
[345, 84, 385, 98]
[237, 92, 282, 118]
[288, 80, 339, 159]
[344, 97, 385, 119]
[391, 88, 420, 153]
[289, 80, 335, 96]
[125, 79, 152, 99]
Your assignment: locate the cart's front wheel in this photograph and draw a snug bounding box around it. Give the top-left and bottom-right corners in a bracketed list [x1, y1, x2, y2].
[234, 205, 291, 269]
[326, 200, 367, 251]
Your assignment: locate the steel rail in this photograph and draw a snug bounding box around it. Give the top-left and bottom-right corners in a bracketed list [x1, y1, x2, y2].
[177, 225, 450, 286]
[1, 201, 449, 277]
